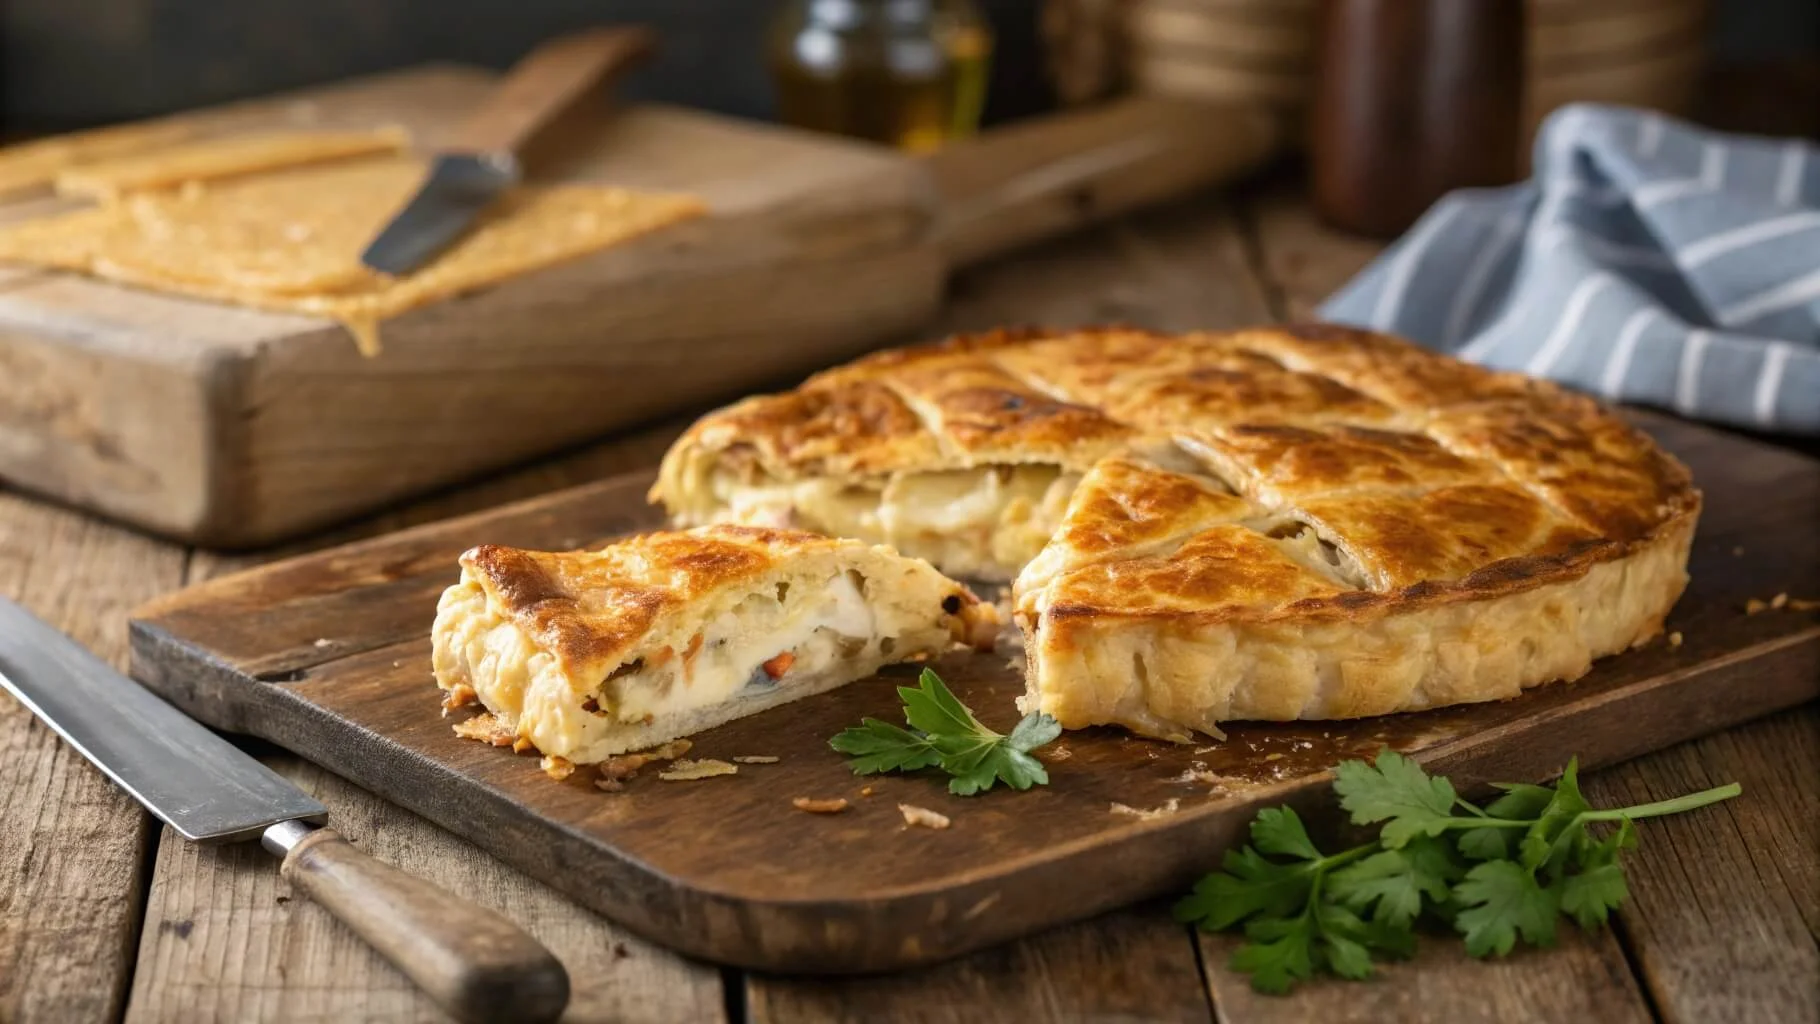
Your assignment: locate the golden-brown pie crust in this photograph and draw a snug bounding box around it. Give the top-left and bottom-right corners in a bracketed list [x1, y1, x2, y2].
[654, 324, 1701, 738]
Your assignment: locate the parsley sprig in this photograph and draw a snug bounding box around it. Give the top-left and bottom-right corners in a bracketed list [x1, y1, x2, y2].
[1175, 749, 1740, 993]
[829, 669, 1062, 795]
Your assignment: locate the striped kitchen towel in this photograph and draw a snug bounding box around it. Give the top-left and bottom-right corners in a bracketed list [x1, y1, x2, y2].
[1321, 104, 1820, 435]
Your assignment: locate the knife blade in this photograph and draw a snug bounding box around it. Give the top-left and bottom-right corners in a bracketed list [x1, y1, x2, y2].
[360, 26, 655, 276]
[0, 597, 569, 1024]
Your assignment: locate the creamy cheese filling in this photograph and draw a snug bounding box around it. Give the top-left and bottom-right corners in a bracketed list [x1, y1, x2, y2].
[603, 570, 877, 724]
[710, 465, 1080, 580]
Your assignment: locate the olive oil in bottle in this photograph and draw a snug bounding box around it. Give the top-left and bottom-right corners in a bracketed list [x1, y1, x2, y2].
[769, 0, 993, 153]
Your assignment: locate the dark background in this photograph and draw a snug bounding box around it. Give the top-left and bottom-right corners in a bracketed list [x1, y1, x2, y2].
[2, 0, 1817, 132]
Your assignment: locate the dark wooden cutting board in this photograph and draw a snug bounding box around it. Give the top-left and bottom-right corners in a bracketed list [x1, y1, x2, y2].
[126, 413, 1820, 973]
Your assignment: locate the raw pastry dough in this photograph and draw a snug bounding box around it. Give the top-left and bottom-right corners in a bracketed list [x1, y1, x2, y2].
[55, 128, 411, 200]
[0, 121, 196, 197]
[0, 157, 705, 355]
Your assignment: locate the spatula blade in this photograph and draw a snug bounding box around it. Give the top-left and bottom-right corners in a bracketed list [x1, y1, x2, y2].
[360, 152, 520, 276]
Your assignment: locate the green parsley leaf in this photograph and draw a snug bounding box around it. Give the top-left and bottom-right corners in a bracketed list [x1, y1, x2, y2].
[1333, 749, 1458, 848]
[1519, 758, 1592, 877]
[827, 718, 942, 774]
[1361, 915, 1419, 959]
[1178, 752, 1739, 993]
[1232, 914, 1320, 994]
[1585, 817, 1640, 867]
[1454, 860, 1560, 957]
[900, 667, 989, 740]
[1558, 818, 1637, 929]
[1559, 862, 1629, 930]
[1327, 837, 1456, 930]
[828, 669, 1060, 795]
[1173, 845, 1318, 930]
[1459, 783, 1555, 861]
[1006, 711, 1063, 752]
[1315, 902, 1379, 980]
[1251, 806, 1323, 861]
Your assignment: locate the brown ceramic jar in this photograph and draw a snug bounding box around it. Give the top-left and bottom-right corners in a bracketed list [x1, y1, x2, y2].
[1310, 0, 1527, 238]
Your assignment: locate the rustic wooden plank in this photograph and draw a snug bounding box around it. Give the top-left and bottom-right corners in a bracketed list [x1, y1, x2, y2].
[749, 907, 1212, 1023]
[1200, 917, 1653, 1023]
[124, 756, 726, 1024]
[0, 488, 187, 1022]
[1583, 705, 1820, 1024]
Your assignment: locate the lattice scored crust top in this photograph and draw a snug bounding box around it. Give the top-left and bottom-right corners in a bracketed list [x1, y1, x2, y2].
[653, 325, 1700, 740]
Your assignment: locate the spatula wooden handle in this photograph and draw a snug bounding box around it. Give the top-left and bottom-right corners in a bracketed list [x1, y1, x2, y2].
[455, 25, 656, 157]
[270, 823, 569, 1024]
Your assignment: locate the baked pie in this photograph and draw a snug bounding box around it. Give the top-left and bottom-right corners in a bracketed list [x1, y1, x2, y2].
[432, 525, 992, 762]
[653, 325, 1699, 740]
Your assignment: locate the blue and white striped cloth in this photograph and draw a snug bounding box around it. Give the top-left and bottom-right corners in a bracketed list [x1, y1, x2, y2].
[1321, 104, 1820, 435]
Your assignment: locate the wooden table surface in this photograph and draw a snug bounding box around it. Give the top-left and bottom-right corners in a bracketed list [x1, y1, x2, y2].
[2, 180, 1815, 1024]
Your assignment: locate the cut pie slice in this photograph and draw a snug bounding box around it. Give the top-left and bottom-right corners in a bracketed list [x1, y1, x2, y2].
[431, 525, 993, 763]
[653, 328, 1146, 581]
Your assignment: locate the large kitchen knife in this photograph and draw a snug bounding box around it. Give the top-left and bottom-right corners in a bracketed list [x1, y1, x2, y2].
[360, 26, 655, 275]
[0, 597, 569, 1024]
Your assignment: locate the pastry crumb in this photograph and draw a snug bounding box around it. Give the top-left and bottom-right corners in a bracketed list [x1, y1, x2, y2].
[899, 803, 951, 829]
[597, 740, 694, 785]
[792, 797, 850, 814]
[1040, 745, 1073, 762]
[511, 737, 536, 754]
[733, 755, 780, 764]
[859, 786, 875, 797]
[1111, 798, 1181, 821]
[594, 777, 625, 793]
[1263, 752, 1285, 762]
[312, 637, 333, 648]
[451, 713, 515, 747]
[659, 758, 738, 781]
[540, 756, 574, 781]
[1193, 746, 1219, 755]
[440, 684, 479, 714]
[1668, 631, 1683, 648]
[1746, 593, 1816, 614]
[1174, 768, 1234, 787]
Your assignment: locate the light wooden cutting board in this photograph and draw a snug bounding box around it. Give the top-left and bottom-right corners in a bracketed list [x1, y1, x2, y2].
[0, 66, 1279, 547]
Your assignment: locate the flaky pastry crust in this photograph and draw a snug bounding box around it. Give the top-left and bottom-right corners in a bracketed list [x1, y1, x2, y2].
[653, 325, 1700, 738]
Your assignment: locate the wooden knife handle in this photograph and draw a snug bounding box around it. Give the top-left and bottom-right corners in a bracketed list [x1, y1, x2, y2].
[274, 825, 569, 1024]
[455, 25, 656, 158]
